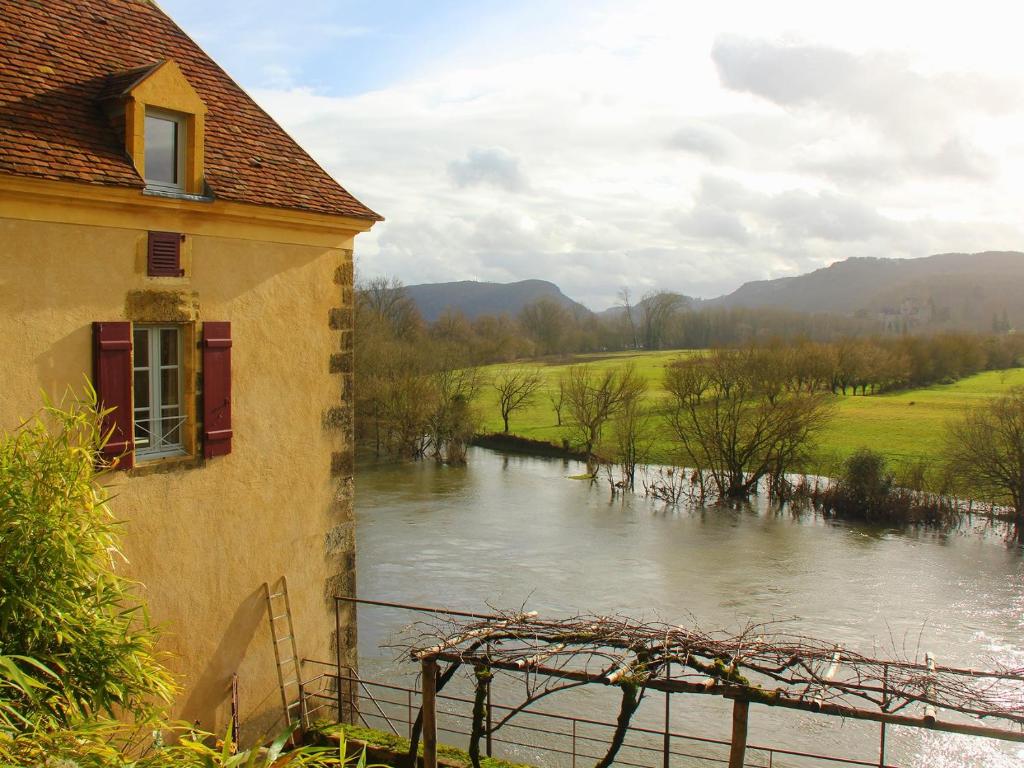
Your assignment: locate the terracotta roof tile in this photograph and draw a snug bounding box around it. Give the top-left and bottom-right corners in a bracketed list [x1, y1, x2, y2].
[0, 0, 381, 221]
[96, 61, 164, 101]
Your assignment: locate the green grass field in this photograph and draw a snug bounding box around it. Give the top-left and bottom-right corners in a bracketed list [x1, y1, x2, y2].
[475, 351, 1024, 474]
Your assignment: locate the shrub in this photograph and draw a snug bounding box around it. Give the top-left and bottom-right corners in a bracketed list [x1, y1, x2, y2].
[0, 390, 175, 729]
[813, 448, 955, 526]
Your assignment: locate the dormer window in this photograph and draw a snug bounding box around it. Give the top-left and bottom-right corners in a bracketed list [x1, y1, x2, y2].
[100, 59, 207, 197]
[144, 109, 185, 193]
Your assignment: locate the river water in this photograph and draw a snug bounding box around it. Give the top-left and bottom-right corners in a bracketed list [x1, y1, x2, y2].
[355, 447, 1024, 768]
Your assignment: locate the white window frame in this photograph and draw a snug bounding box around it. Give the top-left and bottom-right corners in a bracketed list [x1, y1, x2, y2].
[143, 108, 186, 194]
[133, 325, 187, 459]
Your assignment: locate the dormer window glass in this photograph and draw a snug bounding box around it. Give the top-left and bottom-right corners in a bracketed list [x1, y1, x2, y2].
[144, 109, 185, 192]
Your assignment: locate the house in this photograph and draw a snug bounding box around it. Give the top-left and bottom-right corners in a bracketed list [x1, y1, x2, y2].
[0, 0, 380, 737]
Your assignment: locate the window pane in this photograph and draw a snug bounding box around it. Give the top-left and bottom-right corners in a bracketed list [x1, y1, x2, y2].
[163, 406, 183, 446]
[161, 367, 180, 407]
[160, 328, 178, 366]
[134, 369, 150, 410]
[133, 331, 151, 448]
[133, 328, 148, 369]
[144, 116, 178, 184]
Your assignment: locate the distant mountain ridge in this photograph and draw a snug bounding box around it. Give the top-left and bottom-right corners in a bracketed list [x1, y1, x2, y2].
[403, 279, 590, 322]
[707, 251, 1024, 331]
[710, 252, 1024, 313]
[403, 251, 1024, 332]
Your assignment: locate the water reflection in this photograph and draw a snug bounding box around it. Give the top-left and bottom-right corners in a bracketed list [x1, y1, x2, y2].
[356, 448, 1024, 767]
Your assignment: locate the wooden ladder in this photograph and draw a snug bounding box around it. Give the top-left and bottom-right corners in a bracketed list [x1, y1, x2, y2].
[263, 578, 302, 727]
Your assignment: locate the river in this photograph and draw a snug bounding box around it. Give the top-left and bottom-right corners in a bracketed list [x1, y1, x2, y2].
[355, 447, 1024, 768]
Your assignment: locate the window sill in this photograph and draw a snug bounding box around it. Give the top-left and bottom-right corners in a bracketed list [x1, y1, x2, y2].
[143, 187, 215, 203]
[129, 452, 203, 477]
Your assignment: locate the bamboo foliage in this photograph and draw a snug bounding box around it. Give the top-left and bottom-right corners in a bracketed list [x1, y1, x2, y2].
[0, 388, 174, 726]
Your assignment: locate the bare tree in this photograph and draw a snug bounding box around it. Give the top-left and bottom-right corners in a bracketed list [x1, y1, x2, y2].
[563, 364, 646, 474]
[548, 375, 567, 426]
[426, 362, 483, 464]
[640, 291, 684, 350]
[519, 297, 570, 356]
[616, 287, 638, 350]
[610, 391, 652, 491]
[357, 275, 422, 339]
[663, 349, 834, 500]
[355, 294, 434, 458]
[493, 367, 543, 433]
[946, 388, 1024, 537]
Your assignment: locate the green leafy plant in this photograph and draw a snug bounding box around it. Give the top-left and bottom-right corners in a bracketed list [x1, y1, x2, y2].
[1, 720, 390, 767]
[0, 387, 175, 728]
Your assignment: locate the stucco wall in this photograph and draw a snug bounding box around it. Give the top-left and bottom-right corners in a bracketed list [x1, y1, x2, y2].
[0, 203, 359, 738]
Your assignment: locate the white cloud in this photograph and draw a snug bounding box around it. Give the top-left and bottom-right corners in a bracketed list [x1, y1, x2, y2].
[251, 3, 1024, 310]
[711, 36, 1019, 133]
[667, 122, 737, 161]
[448, 148, 528, 192]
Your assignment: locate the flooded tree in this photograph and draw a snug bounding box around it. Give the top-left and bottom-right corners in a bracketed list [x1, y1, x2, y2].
[946, 387, 1024, 537]
[563, 364, 646, 475]
[663, 348, 834, 500]
[426, 350, 483, 464]
[610, 394, 653, 490]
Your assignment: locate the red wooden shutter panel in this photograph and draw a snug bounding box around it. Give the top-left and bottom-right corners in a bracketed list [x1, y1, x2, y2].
[203, 321, 232, 458]
[147, 231, 184, 276]
[92, 322, 134, 470]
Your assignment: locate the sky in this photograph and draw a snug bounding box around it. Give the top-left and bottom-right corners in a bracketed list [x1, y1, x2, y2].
[160, 0, 1024, 310]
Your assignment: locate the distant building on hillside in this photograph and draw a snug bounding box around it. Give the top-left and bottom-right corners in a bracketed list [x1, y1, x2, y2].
[878, 297, 931, 333]
[0, 0, 380, 738]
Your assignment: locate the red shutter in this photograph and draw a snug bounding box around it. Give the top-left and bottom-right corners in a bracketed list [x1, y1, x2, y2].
[147, 231, 184, 276]
[203, 321, 232, 458]
[92, 322, 134, 470]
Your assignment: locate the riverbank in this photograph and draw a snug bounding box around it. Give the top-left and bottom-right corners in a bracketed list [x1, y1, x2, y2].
[471, 432, 590, 461]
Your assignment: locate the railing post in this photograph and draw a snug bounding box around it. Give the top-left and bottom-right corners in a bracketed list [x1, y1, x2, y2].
[408, 689, 414, 739]
[663, 662, 671, 768]
[728, 699, 749, 768]
[485, 669, 493, 757]
[421, 657, 439, 768]
[571, 719, 577, 768]
[879, 663, 888, 767]
[350, 671, 357, 727]
[335, 598, 345, 724]
[231, 673, 240, 747]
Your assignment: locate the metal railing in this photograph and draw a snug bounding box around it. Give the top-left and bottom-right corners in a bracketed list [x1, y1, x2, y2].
[134, 413, 187, 456]
[299, 666, 898, 768]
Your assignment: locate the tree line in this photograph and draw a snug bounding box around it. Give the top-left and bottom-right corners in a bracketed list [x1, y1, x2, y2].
[423, 294, 880, 361]
[363, 279, 1024, 368]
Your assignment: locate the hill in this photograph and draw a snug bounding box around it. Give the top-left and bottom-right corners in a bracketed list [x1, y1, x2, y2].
[709, 251, 1024, 331]
[403, 279, 591, 323]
